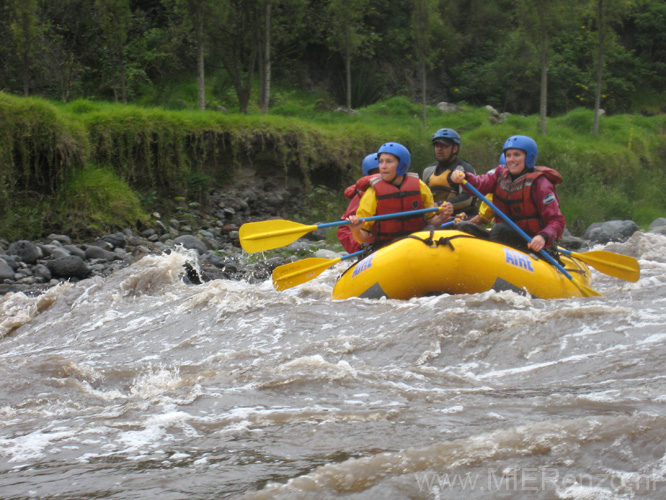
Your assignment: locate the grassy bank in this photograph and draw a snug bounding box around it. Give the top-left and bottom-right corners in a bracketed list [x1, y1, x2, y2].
[0, 91, 664, 241]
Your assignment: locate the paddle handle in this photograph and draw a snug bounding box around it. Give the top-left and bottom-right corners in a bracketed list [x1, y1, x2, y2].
[341, 250, 364, 261]
[318, 207, 441, 230]
[460, 179, 575, 281]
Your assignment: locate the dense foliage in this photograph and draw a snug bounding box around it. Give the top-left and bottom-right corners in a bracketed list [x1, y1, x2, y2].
[1, 92, 664, 242]
[0, 0, 665, 115]
[0, 1, 664, 242]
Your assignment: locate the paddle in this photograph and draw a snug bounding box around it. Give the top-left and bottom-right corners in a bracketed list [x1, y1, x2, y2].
[272, 250, 364, 291]
[556, 247, 640, 282]
[240, 207, 441, 253]
[271, 221, 457, 291]
[459, 179, 602, 297]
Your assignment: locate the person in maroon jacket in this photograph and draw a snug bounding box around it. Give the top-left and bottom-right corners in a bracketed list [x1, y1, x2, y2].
[336, 153, 380, 253]
[451, 135, 565, 253]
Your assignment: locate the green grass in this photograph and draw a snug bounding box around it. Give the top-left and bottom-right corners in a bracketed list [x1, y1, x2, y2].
[51, 166, 149, 238]
[1, 90, 665, 241]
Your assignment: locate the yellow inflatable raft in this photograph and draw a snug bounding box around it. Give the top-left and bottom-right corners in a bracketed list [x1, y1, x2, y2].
[331, 229, 593, 300]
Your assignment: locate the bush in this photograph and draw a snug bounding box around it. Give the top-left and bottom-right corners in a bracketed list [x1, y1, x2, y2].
[52, 167, 148, 238]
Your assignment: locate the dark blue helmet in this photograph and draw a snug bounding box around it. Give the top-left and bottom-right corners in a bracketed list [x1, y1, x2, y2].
[503, 135, 538, 169]
[377, 142, 411, 175]
[361, 153, 379, 176]
[499, 153, 506, 166]
[432, 128, 461, 147]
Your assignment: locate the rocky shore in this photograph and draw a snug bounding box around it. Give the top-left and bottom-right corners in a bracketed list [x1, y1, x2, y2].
[1, 176, 665, 297]
[0, 180, 332, 296]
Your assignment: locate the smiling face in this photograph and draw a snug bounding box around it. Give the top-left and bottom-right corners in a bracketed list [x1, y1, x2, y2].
[378, 153, 400, 182]
[504, 148, 527, 175]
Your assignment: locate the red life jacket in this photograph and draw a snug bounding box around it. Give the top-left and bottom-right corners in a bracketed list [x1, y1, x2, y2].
[369, 173, 425, 243]
[344, 174, 380, 200]
[494, 166, 563, 235]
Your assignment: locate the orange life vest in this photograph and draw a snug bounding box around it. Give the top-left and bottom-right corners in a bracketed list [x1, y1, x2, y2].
[494, 166, 563, 235]
[369, 173, 425, 243]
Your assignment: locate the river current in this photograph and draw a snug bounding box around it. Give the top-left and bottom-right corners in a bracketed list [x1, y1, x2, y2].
[1, 231, 665, 499]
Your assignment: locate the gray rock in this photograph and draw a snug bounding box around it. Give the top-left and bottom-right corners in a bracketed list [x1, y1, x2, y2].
[0, 259, 14, 280]
[437, 102, 460, 113]
[101, 232, 126, 249]
[205, 254, 225, 267]
[50, 247, 71, 259]
[0, 254, 20, 268]
[583, 220, 639, 244]
[200, 237, 219, 251]
[650, 225, 666, 236]
[559, 229, 586, 250]
[650, 217, 666, 230]
[7, 240, 40, 264]
[47, 234, 71, 245]
[85, 245, 118, 261]
[174, 235, 208, 255]
[46, 256, 91, 279]
[64, 245, 86, 259]
[304, 227, 327, 241]
[33, 264, 52, 280]
[155, 220, 168, 234]
[94, 239, 114, 251]
[127, 235, 144, 246]
[36, 243, 56, 257]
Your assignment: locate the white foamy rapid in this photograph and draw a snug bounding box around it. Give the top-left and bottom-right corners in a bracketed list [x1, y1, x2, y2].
[1, 235, 665, 499]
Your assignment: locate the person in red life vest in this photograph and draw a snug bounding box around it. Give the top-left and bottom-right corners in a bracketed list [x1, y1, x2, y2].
[346, 142, 452, 249]
[336, 153, 380, 253]
[450, 135, 565, 253]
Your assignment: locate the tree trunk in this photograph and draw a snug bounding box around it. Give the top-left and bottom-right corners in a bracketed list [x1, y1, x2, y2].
[539, 31, 548, 135]
[593, 0, 604, 135]
[22, 54, 30, 97]
[120, 54, 127, 104]
[261, 0, 272, 114]
[196, 6, 206, 110]
[345, 24, 352, 113]
[420, 60, 427, 127]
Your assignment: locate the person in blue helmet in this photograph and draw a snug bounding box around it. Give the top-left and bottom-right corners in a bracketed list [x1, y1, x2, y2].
[337, 153, 380, 253]
[451, 135, 565, 253]
[422, 128, 478, 218]
[347, 142, 452, 248]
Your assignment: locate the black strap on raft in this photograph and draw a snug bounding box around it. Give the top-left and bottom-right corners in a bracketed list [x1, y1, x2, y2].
[406, 225, 476, 251]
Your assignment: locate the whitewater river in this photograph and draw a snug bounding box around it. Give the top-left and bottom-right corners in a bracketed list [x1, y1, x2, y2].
[1, 231, 665, 499]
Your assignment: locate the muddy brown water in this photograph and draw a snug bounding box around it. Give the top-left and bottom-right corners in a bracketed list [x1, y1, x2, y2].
[1, 232, 665, 499]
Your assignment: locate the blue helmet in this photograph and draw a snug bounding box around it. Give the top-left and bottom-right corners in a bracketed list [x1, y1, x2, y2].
[377, 142, 411, 175]
[499, 153, 506, 166]
[361, 153, 379, 176]
[502, 135, 538, 169]
[432, 128, 461, 147]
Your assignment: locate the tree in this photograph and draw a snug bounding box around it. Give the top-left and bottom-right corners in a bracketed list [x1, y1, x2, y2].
[259, 0, 272, 114]
[167, 0, 216, 109]
[40, 0, 98, 102]
[515, 0, 581, 134]
[411, 0, 442, 127]
[95, 0, 132, 103]
[209, 1, 261, 114]
[325, 0, 369, 112]
[591, 0, 632, 134]
[8, 0, 43, 96]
